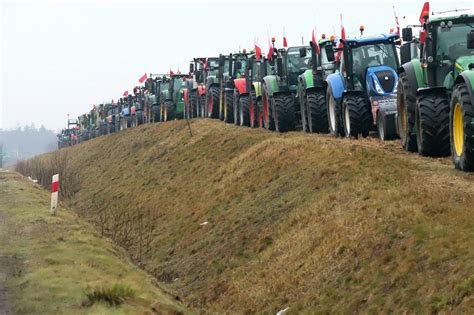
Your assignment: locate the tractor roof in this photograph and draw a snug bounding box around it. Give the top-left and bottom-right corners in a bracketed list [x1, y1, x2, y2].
[430, 9, 474, 23]
[344, 33, 399, 45]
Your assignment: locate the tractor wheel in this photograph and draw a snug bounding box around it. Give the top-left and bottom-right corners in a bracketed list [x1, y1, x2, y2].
[164, 100, 175, 121]
[415, 93, 450, 157]
[342, 95, 371, 138]
[191, 91, 198, 118]
[207, 86, 219, 119]
[307, 90, 329, 133]
[450, 83, 474, 171]
[224, 90, 234, 124]
[239, 95, 250, 127]
[152, 106, 160, 123]
[250, 89, 258, 128]
[273, 93, 295, 132]
[327, 87, 344, 137]
[377, 111, 396, 141]
[137, 111, 144, 125]
[126, 116, 132, 128]
[397, 72, 418, 152]
[262, 87, 275, 130]
[233, 91, 240, 125]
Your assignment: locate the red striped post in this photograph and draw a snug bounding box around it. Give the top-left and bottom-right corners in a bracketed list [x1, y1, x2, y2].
[51, 174, 59, 215]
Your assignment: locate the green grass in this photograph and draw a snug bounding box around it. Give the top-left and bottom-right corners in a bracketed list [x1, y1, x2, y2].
[18, 119, 474, 313]
[0, 171, 189, 314]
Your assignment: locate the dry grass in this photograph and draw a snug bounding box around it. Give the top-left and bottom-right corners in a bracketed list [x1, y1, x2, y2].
[19, 119, 474, 313]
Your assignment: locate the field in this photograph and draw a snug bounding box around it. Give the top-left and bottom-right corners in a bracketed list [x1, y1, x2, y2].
[0, 170, 188, 314]
[18, 119, 474, 313]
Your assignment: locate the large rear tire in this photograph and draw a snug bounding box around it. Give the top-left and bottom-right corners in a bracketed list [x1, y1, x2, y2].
[273, 94, 295, 132]
[206, 86, 219, 119]
[239, 95, 250, 127]
[126, 116, 132, 128]
[450, 83, 474, 171]
[327, 87, 344, 137]
[164, 100, 176, 121]
[262, 87, 275, 130]
[397, 72, 418, 152]
[415, 93, 450, 157]
[224, 90, 234, 124]
[250, 89, 258, 128]
[191, 90, 198, 118]
[307, 90, 328, 133]
[342, 94, 371, 138]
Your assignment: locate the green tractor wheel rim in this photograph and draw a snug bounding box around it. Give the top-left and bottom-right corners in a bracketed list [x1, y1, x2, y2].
[453, 102, 464, 157]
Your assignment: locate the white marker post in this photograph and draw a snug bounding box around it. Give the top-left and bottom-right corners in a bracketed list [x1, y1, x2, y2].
[50, 174, 59, 215]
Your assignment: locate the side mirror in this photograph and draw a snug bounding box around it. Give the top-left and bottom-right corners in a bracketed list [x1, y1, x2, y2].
[189, 63, 194, 73]
[325, 45, 335, 62]
[400, 43, 412, 65]
[402, 28, 413, 42]
[467, 31, 474, 49]
[299, 47, 307, 58]
[276, 57, 284, 77]
[235, 61, 242, 70]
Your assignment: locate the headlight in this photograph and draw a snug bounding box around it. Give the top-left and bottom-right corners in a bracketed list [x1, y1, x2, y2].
[373, 77, 384, 94]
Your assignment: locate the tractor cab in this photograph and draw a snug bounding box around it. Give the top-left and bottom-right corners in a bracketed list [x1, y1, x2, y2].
[160, 74, 187, 120]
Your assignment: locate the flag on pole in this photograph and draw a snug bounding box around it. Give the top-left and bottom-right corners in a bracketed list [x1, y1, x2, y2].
[267, 36, 273, 60]
[138, 73, 147, 83]
[312, 28, 320, 55]
[123, 90, 129, 97]
[419, 2, 430, 45]
[393, 6, 400, 37]
[336, 14, 346, 61]
[254, 37, 262, 60]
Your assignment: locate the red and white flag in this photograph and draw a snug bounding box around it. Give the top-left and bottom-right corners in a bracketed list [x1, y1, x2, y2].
[336, 14, 346, 61]
[138, 73, 147, 83]
[312, 28, 320, 55]
[393, 6, 400, 36]
[267, 37, 273, 60]
[419, 2, 430, 45]
[123, 90, 129, 97]
[254, 38, 262, 60]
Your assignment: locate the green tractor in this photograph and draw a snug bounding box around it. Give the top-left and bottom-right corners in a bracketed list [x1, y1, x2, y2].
[204, 54, 230, 120]
[261, 40, 312, 132]
[160, 74, 187, 121]
[398, 9, 474, 170]
[298, 37, 337, 133]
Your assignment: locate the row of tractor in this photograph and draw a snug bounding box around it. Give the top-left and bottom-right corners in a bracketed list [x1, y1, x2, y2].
[59, 4, 474, 172]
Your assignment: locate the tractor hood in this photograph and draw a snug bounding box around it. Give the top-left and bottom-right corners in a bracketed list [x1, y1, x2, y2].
[455, 56, 474, 75]
[365, 65, 398, 96]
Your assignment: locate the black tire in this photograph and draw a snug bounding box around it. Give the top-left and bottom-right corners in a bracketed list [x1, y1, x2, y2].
[126, 116, 132, 128]
[233, 91, 240, 125]
[250, 90, 258, 128]
[397, 72, 418, 152]
[299, 87, 308, 132]
[415, 93, 450, 157]
[137, 111, 144, 125]
[450, 83, 474, 171]
[342, 94, 371, 138]
[224, 90, 234, 124]
[152, 105, 160, 123]
[327, 87, 344, 137]
[273, 93, 295, 132]
[307, 90, 329, 133]
[239, 95, 250, 127]
[164, 100, 175, 121]
[191, 90, 198, 118]
[206, 86, 219, 119]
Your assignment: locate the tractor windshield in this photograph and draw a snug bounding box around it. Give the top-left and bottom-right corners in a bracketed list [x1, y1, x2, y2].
[161, 81, 170, 91]
[350, 42, 398, 76]
[235, 55, 247, 77]
[173, 77, 185, 91]
[252, 60, 262, 81]
[287, 47, 312, 74]
[207, 59, 219, 76]
[435, 22, 474, 62]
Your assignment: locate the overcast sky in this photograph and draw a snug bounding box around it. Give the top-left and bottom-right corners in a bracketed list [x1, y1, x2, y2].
[1, 0, 471, 131]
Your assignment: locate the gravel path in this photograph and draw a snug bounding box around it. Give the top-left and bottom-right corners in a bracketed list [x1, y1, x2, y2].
[0, 211, 12, 315]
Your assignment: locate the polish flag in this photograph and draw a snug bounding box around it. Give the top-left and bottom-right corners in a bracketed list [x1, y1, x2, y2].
[336, 14, 346, 61]
[123, 90, 129, 97]
[138, 73, 147, 83]
[419, 2, 430, 45]
[312, 28, 320, 55]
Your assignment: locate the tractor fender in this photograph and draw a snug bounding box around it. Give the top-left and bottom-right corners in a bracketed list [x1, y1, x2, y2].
[263, 75, 279, 97]
[299, 69, 315, 90]
[417, 86, 447, 97]
[400, 59, 425, 93]
[234, 78, 247, 95]
[455, 71, 474, 101]
[326, 73, 345, 103]
[253, 82, 262, 98]
[198, 85, 206, 97]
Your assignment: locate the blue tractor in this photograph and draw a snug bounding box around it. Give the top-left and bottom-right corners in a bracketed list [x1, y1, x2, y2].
[326, 33, 400, 140]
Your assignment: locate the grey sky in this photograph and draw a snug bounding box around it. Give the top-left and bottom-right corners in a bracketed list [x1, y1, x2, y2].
[1, 0, 471, 131]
